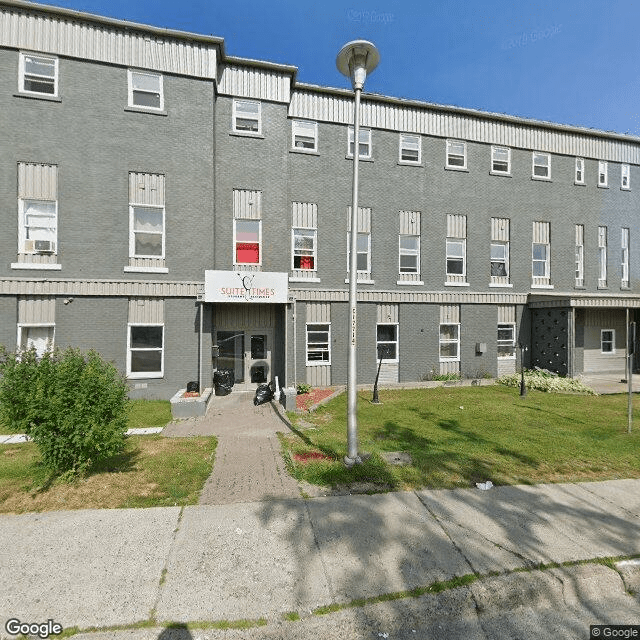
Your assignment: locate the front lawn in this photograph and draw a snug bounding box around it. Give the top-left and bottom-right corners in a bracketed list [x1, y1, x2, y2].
[282, 386, 640, 492]
[0, 434, 216, 514]
[0, 399, 173, 435]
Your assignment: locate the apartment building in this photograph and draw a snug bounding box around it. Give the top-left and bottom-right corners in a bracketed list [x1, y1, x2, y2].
[1, 0, 639, 399]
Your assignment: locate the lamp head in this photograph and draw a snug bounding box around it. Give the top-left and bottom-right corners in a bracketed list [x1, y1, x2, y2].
[336, 40, 379, 90]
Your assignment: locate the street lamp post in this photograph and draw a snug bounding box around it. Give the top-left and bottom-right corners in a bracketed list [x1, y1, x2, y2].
[337, 40, 380, 467]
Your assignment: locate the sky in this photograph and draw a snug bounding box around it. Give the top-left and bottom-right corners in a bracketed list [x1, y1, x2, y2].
[34, 0, 640, 137]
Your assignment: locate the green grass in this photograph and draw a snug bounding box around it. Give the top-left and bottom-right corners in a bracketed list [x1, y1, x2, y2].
[282, 386, 640, 491]
[0, 399, 173, 435]
[0, 435, 216, 513]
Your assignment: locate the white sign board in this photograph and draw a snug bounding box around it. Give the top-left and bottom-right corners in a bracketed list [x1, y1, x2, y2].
[204, 270, 289, 304]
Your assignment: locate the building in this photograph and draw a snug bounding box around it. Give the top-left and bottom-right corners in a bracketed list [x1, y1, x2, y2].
[1, 0, 639, 400]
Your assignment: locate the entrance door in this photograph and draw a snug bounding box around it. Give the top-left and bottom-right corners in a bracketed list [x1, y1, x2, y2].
[215, 329, 272, 390]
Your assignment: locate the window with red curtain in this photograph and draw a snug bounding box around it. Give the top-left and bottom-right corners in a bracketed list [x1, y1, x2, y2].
[235, 219, 260, 264]
[236, 242, 259, 264]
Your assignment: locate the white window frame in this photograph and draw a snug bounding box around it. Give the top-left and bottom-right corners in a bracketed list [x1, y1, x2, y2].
[234, 218, 262, 266]
[19, 199, 58, 255]
[497, 323, 516, 360]
[439, 323, 460, 362]
[532, 152, 550, 180]
[490, 241, 509, 279]
[601, 329, 615, 354]
[532, 242, 550, 279]
[127, 323, 164, 379]
[376, 323, 399, 363]
[491, 146, 511, 175]
[598, 160, 608, 188]
[347, 231, 371, 274]
[446, 140, 467, 169]
[348, 127, 372, 159]
[19, 52, 58, 97]
[129, 204, 165, 259]
[127, 69, 163, 111]
[622, 228, 630, 288]
[622, 164, 631, 190]
[575, 242, 584, 287]
[399, 133, 421, 164]
[598, 226, 607, 287]
[292, 227, 317, 271]
[306, 323, 331, 365]
[575, 158, 585, 185]
[292, 120, 318, 151]
[233, 99, 261, 134]
[17, 324, 55, 357]
[399, 234, 420, 274]
[446, 238, 466, 277]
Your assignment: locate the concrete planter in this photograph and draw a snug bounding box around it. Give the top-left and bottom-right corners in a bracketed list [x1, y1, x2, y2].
[170, 387, 213, 419]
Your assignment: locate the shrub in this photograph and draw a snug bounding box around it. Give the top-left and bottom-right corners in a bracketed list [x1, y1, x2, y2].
[296, 383, 312, 395]
[0, 346, 130, 475]
[497, 368, 596, 395]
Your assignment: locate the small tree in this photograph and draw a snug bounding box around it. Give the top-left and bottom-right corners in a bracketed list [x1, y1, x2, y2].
[0, 346, 130, 476]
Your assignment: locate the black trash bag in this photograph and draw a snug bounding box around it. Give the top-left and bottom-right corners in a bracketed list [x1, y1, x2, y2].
[254, 383, 274, 406]
[186, 381, 199, 393]
[213, 368, 235, 396]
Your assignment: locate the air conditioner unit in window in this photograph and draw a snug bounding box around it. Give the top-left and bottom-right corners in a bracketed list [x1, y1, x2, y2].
[34, 240, 55, 253]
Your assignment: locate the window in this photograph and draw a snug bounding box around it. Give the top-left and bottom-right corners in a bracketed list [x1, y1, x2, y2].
[622, 228, 630, 288]
[292, 228, 317, 270]
[128, 325, 164, 377]
[306, 324, 330, 364]
[128, 173, 165, 263]
[497, 324, 516, 359]
[399, 133, 421, 164]
[601, 330, 615, 354]
[292, 120, 317, 151]
[598, 161, 608, 187]
[233, 100, 261, 134]
[19, 52, 58, 96]
[347, 232, 370, 273]
[446, 239, 465, 275]
[575, 158, 585, 185]
[490, 242, 508, 277]
[348, 127, 372, 158]
[439, 324, 460, 361]
[491, 146, 511, 175]
[532, 222, 551, 286]
[376, 324, 398, 362]
[446, 140, 467, 169]
[622, 164, 630, 190]
[575, 224, 584, 287]
[235, 219, 261, 264]
[532, 153, 550, 179]
[598, 226, 607, 287]
[399, 235, 420, 273]
[130, 206, 164, 257]
[532, 243, 549, 278]
[128, 70, 163, 110]
[17, 325, 54, 357]
[20, 200, 57, 254]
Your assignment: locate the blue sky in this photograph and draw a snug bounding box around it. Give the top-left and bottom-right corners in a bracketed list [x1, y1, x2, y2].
[36, 0, 640, 136]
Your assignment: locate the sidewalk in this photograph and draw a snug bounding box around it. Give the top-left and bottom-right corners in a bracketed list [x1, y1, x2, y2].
[1, 479, 639, 638]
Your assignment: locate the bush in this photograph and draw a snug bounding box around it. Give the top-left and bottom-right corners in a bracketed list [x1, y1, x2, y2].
[0, 346, 130, 475]
[296, 383, 312, 395]
[497, 368, 596, 395]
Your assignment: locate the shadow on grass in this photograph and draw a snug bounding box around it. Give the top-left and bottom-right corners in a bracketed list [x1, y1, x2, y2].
[28, 444, 142, 494]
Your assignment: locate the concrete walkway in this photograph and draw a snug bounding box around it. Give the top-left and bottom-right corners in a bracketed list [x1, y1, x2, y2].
[1, 480, 639, 639]
[163, 392, 302, 504]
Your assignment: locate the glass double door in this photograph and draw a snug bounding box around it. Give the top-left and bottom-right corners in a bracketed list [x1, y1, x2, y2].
[216, 329, 272, 390]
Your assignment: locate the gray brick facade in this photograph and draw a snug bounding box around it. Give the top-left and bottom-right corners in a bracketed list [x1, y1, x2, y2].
[2, 0, 640, 398]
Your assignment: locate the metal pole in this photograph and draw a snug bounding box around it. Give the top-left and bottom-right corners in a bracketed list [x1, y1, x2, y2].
[346, 85, 362, 466]
[199, 301, 203, 393]
[629, 321, 635, 434]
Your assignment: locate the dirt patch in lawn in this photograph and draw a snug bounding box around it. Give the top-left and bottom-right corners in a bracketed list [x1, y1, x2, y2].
[296, 387, 340, 411]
